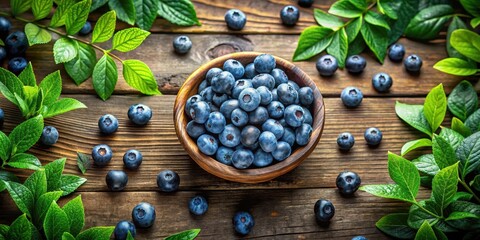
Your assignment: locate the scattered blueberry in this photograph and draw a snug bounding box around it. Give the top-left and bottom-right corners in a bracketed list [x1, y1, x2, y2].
[190, 101, 211, 124]
[248, 106, 268, 125]
[98, 114, 119, 135]
[388, 43, 405, 62]
[219, 124, 241, 148]
[114, 220, 136, 240]
[271, 68, 288, 87]
[211, 71, 235, 94]
[244, 63, 257, 79]
[337, 132, 355, 151]
[173, 35, 192, 54]
[128, 104, 152, 125]
[123, 149, 143, 170]
[5, 31, 28, 57]
[253, 149, 273, 167]
[284, 105, 304, 127]
[345, 55, 366, 73]
[295, 123, 312, 146]
[231, 108, 249, 127]
[280, 5, 300, 26]
[0, 108, 3, 127]
[272, 141, 291, 161]
[372, 72, 393, 92]
[189, 195, 208, 216]
[197, 134, 219, 155]
[78, 21, 92, 35]
[298, 87, 313, 106]
[92, 144, 113, 166]
[404, 54, 423, 72]
[157, 170, 180, 192]
[40, 126, 59, 146]
[132, 202, 156, 228]
[364, 127, 382, 146]
[238, 88, 261, 112]
[298, 0, 314, 8]
[106, 170, 128, 191]
[205, 111, 226, 134]
[336, 171, 361, 195]
[314, 199, 335, 222]
[8, 57, 27, 75]
[341, 87, 363, 108]
[352, 236, 368, 240]
[232, 149, 254, 169]
[0, 47, 6, 63]
[223, 59, 245, 79]
[254, 54, 276, 73]
[0, 17, 11, 39]
[225, 9, 247, 30]
[233, 211, 255, 235]
[216, 146, 234, 165]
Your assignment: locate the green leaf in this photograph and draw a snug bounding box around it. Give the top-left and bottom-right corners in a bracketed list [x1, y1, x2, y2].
[404, 5, 454, 40]
[59, 174, 86, 196]
[92, 54, 117, 101]
[165, 228, 201, 240]
[328, 0, 363, 18]
[44, 201, 70, 240]
[24, 23, 51, 46]
[293, 26, 334, 61]
[0, 132, 11, 162]
[401, 138, 432, 156]
[0, 224, 9, 237]
[33, 191, 63, 228]
[108, 0, 135, 25]
[432, 134, 457, 169]
[7, 214, 31, 240]
[457, 131, 480, 178]
[62, 195, 84, 236]
[64, 42, 96, 86]
[122, 59, 160, 95]
[112, 28, 150, 52]
[424, 84, 447, 133]
[32, 0, 53, 20]
[65, 0, 91, 35]
[471, 174, 480, 191]
[347, 34, 366, 55]
[413, 154, 439, 176]
[447, 17, 469, 60]
[24, 168, 47, 201]
[388, 152, 420, 200]
[62, 232, 76, 240]
[0, 170, 19, 183]
[76, 227, 115, 240]
[53, 38, 78, 64]
[10, 0, 33, 16]
[345, 16, 362, 43]
[45, 158, 66, 192]
[375, 213, 416, 239]
[395, 102, 432, 136]
[451, 117, 472, 137]
[408, 201, 438, 229]
[14, 93, 30, 118]
[76, 152, 91, 174]
[431, 163, 459, 214]
[92, 10, 116, 43]
[39, 71, 62, 106]
[446, 201, 480, 230]
[418, 0, 451, 10]
[50, 0, 77, 27]
[134, 0, 159, 30]
[361, 22, 388, 63]
[439, 127, 464, 150]
[313, 9, 344, 30]
[388, 0, 418, 44]
[326, 28, 348, 68]
[472, 17, 480, 28]
[378, 0, 398, 19]
[450, 29, 480, 63]
[360, 184, 416, 203]
[415, 221, 437, 240]
[4, 181, 34, 217]
[9, 115, 44, 155]
[18, 62, 36, 87]
[42, 98, 87, 118]
[0, 67, 24, 105]
[365, 11, 390, 30]
[465, 109, 480, 133]
[127, 231, 134, 240]
[90, 0, 108, 12]
[453, 192, 473, 201]
[446, 211, 480, 221]
[460, 0, 480, 17]
[448, 80, 478, 121]
[157, 0, 201, 26]
[433, 58, 478, 76]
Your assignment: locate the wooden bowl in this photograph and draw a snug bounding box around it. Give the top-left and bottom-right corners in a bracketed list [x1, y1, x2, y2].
[174, 52, 325, 183]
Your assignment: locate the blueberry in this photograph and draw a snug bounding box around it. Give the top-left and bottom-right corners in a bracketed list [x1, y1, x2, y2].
[92, 144, 113, 166]
[132, 202, 156, 228]
[187, 120, 207, 139]
[277, 83, 298, 106]
[244, 63, 257, 79]
[220, 99, 239, 120]
[298, 0, 314, 8]
[336, 171, 361, 195]
[190, 101, 211, 124]
[211, 71, 235, 94]
[8, 57, 27, 75]
[0, 108, 4, 127]
[185, 94, 203, 117]
[281, 127, 295, 147]
[40, 126, 59, 146]
[205, 67, 223, 84]
[288, 81, 300, 91]
[259, 131, 277, 153]
[372, 72, 393, 93]
[341, 87, 363, 108]
[272, 141, 291, 161]
[128, 104, 152, 125]
[0, 17, 11, 39]
[199, 86, 214, 102]
[345, 55, 366, 73]
[271, 68, 288, 87]
[404, 54, 422, 72]
[262, 119, 284, 139]
[240, 125, 261, 146]
[233, 211, 255, 235]
[198, 80, 208, 93]
[106, 170, 128, 191]
[225, 9, 247, 30]
[0, 47, 6, 63]
[223, 59, 245, 79]
[212, 93, 228, 107]
[253, 149, 273, 167]
[205, 112, 226, 134]
[280, 5, 300, 26]
[123, 149, 143, 170]
[248, 106, 268, 125]
[284, 105, 304, 128]
[364, 127, 382, 146]
[238, 88, 261, 112]
[252, 74, 275, 90]
[78, 21, 92, 35]
[267, 101, 285, 119]
[314, 199, 335, 222]
[232, 149, 254, 169]
[219, 124, 241, 147]
[298, 87, 313, 106]
[173, 35, 192, 54]
[98, 114, 118, 135]
[302, 107, 313, 125]
[254, 54, 276, 73]
[5, 31, 28, 57]
[197, 134, 218, 156]
[296, 123, 312, 146]
[114, 220, 136, 240]
[216, 146, 234, 165]
[232, 79, 253, 99]
[231, 108, 249, 127]
[388, 43, 405, 62]
[256, 86, 273, 106]
[337, 132, 355, 151]
[352, 236, 368, 240]
[271, 88, 278, 101]
[189, 195, 208, 216]
[157, 170, 180, 192]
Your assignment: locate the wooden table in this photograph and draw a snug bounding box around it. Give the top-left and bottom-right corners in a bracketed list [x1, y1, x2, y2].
[0, 1, 476, 239]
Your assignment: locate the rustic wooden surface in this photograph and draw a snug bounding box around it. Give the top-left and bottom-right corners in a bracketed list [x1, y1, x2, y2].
[0, 0, 478, 239]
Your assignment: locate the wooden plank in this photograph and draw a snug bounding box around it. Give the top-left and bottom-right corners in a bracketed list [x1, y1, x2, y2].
[0, 189, 430, 239]
[1, 95, 436, 191]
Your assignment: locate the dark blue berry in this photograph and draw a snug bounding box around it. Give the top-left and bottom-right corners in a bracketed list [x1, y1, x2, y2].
[284, 105, 304, 128]
[238, 88, 261, 112]
[0, 47, 6, 63]
[295, 123, 312, 146]
[40, 126, 59, 146]
[240, 125, 261, 146]
[314, 199, 335, 222]
[267, 101, 285, 119]
[212, 93, 228, 107]
[0, 108, 4, 127]
[205, 112, 226, 134]
[205, 67, 223, 84]
[215, 146, 234, 165]
[92, 144, 113, 166]
[157, 170, 180, 192]
[197, 134, 218, 156]
[252, 73, 275, 90]
[0, 17, 11, 39]
[372, 72, 393, 92]
[190, 101, 210, 124]
[288, 80, 300, 91]
[219, 124, 241, 148]
[244, 63, 257, 79]
[186, 120, 206, 139]
[223, 59, 245, 79]
[211, 71, 235, 94]
[106, 170, 128, 191]
[173, 35, 192, 54]
[272, 141, 291, 161]
[341, 87, 363, 108]
[352, 236, 368, 240]
[336, 171, 361, 195]
[388, 43, 405, 62]
[256, 86, 273, 105]
[8, 57, 27, 75]
[231, 108, 249, 127]
[298, 87, 313, 106]
[225, 9, 247, 30]
[271, 68, 288, 87]
[253, 149, 273, 167]
[189, 195, 208, 216]
[337, 132, 355, 151]
[198, 80, 208, 93]
[78, 21, 92, 35]
[281, 127, 295, 146]
[128, 104, 152, 125]
[5, 31, 28, 57]
[132, 202, 156, 228]
[114, 220, 136, 240]
[345, 55, 366, 73]
[123, 149, 143, 170]
[277, 83, 298, 106]
[199, 86, 214, 102]
[280, 5, 300, 26]
[185, 94, 202, 117]
[404, 54, 423, 72]
[262, 119, 284, 139]
[232, 149, 254, 169]
[254, 54, 276, 73]
[364, 127, 382, 146]
[232, 79, 253, 99]
[98, 114, 118, 135]
[298, 0, 314, 8]
[248, 106, 268, 125]
[302, 107, 313, 125]
[233, 211, 254, 235]
[259, 131, 277, 153]
[271, 88, 278, 101]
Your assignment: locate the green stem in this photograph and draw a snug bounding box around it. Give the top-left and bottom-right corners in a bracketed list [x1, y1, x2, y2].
[459, 178, 480, 203]
[414, 202, 443, 219]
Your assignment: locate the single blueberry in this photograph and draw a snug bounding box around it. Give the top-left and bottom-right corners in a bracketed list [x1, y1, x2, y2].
[189, 195, 208, 216]
[132, 202, 156, 228]
[277, 83, 298, 106]
[337, 132, 355, 151]
[345, 55, 366, 73]
[128, 104, 152, 125]
[232, 79, 253, 99]
[352, 236, 368, 240]
[272, 141, 291, 161]
[280, 5, 300, 26]
[173, 35, 192, 54]
[302, 107, 313, 125]
[197, 134, 219, 156]
[157, 170, 180, 192]
[190, 101, 211, 124]
[314, 199, 335, 222]
[267, 101, 285, 119]
[40, 126, 59, 146]
[388, 43, 405, 62]
[240, 125, 261, 146]
[0, 17, 11, 39]
[284, 105, 305, 128]
[205, 111, 226, 134]
[186, 120, 206, 139]
[185, 94, 203, 117]
[281, 127, 296, 147]
[271, 68, 288, 87]
[231, 108, 249, 127]
[336, 171, 361, 195]
[225, 9, 247, 30]
[199, 86, 214, 102]
[298, 87, 314, 106]
[78, 21, 92, 35]
[219, 124, 241, 148]
[106, 170, 128, 191]
[233, 211, 254, 235]
[253, 149, 273, 167]
[92, 144, 112, 166]
[198, 80, 209, 93]
[238, 88, 261, 112]
[123, 149, 143, 170]
[404, 54, 423, 72]
[212, 93, 229, 107]
[223, 59, 245, 79]
[252, 73, 275, 90]
[98, 114, 119, 135]
[271, 88, 278, 101]
[295, 123, 312, 146]
[0, 108, 4, 127]
[341, 87, 363, 108]
[114, 220, 136, 240]
[8, 57, 27, 75]
[216, 146, 234, 165]
[259, 131, 277, 153]
[205, 67, 223, 84]
[298, 0, 314, 8]
[372, 72, 393, 93]
[211, 71, 235, 94]
[244, 63, 257, 79]
[364, 127, 383, 146]
[232, 149, 254, 169]
[248, 106, 268, 125]
[262, 119, 284, 139]
[256, 86, 273, 106]
[0, 47, 6, 63]
[288, 81, 300, 91]
[254, 54, 276, 73]
[5, 31, 28, 57]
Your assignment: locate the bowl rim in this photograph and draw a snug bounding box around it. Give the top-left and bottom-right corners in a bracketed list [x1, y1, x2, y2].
[174, 52, 325, 183]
